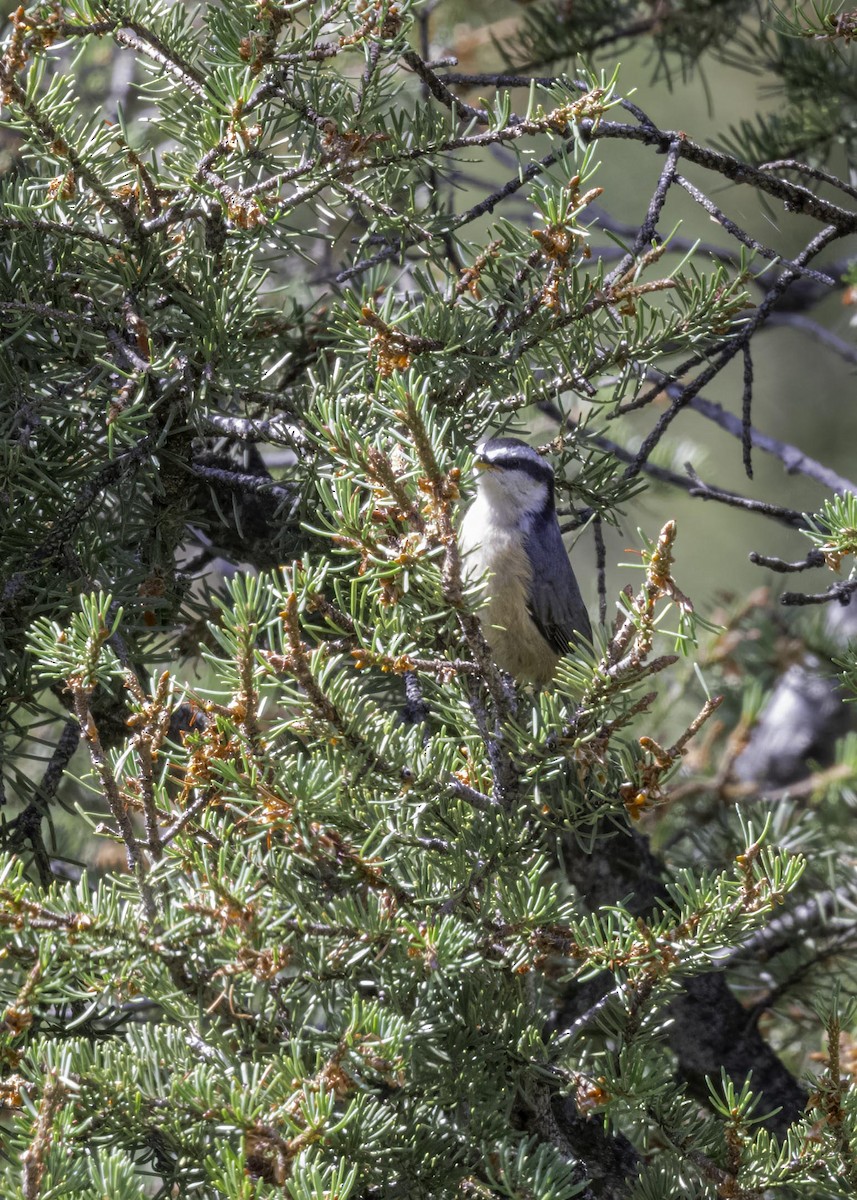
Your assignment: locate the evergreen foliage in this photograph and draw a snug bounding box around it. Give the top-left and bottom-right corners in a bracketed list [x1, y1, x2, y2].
[0, 2, 857, 1197]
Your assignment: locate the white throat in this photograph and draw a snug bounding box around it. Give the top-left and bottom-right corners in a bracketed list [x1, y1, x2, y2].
[474, 471, 549, 528]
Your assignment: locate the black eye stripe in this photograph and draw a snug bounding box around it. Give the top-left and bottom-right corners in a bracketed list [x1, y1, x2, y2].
[478, 437, 554, 484]
[486, 457, 553, 484]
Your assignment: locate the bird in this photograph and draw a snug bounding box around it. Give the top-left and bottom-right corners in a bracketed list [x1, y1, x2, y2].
[458, 436, 592, 685]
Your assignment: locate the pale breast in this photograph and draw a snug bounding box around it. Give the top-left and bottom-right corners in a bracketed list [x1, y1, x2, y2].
[459, 499, 560, 685]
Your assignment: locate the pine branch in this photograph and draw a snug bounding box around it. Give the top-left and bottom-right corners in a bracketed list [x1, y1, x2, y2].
[561, 822, 808, 1135]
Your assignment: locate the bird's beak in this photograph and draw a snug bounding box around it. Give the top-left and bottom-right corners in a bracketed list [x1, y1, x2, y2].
[472, 455, 496, 473]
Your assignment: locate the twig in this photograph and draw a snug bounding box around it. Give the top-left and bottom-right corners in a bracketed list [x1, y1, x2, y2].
[161, 787, 220, 848]
[673, 172, 836, 286]
[622, 223, 845, 484]
[0, 215, 125, 249]
[741, 342, 754, 479]
[760, 158, 857, 204]
[576, 119, 857, 233]
[590, 204, 741, 268]
[586, 434, 807, 529]
[401, 50, 489, 125]
[607, 350, 711, 419]
[52, 14, 207, 94]
[336, 137, 576, 284]
[432, 73, 857, 233]
[688, 479, 805, 526]
[689, 390, 857, 496]
[190, 463, 298, 506]
[0, 720, 81, 885]
[604, 138, 683, 287]
[71, 686, 157, 922]
[594, 517, 607, 626]
[725, 888, 856, 968]
[437, 856, 495, 917]
[38, 720, 81, 809]
[780, 580, 857, 607]
[748, 549, 825, 573]
[447, 778, 500, 813]
[21, 1075, 64, 1200]
[356, 40, 382, 116]
[201, 412, 306, 449]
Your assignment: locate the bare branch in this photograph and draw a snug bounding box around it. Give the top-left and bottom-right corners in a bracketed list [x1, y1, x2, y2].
[673, 172, 836, 286]
[689, 391, 857, 496]
[780, 580, 857, 607]
[622, 224, 845, 484]
[604, 138, 683, 287]
[749, 549, 825, 573]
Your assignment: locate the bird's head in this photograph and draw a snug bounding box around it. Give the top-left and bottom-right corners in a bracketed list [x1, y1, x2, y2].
[472, 437, 555, 523]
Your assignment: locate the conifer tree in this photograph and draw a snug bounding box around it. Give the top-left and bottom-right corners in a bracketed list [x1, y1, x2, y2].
[1, 3, 857, 1198]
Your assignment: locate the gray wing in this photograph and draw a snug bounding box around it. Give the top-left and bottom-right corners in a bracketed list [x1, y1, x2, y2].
[524, 513, 592, 655]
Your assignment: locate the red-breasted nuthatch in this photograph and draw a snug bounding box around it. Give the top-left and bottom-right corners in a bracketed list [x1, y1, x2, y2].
[459, 436, 591, 685]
